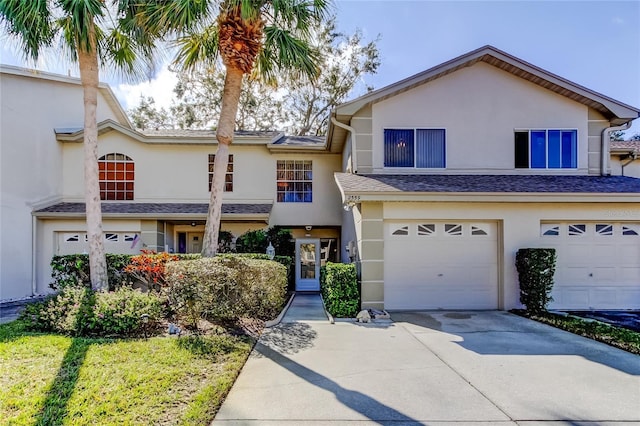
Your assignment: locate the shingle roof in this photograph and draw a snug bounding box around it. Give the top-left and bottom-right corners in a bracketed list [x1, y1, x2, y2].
[140, 129, 281, 138]
[271, 135, 325, 147]
[34, 202, 272, 215]
[335, 173, 640, 194]
[611, 141, 640, 151]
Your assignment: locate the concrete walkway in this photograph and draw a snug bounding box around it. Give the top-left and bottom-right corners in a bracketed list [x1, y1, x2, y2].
[280, 293, 328, 323]
[215, 307, 640, 425]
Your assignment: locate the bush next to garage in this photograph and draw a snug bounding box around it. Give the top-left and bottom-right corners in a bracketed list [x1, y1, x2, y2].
[321, 262, 359, 318]
[19, 286, 164, 337]
[165, 256, 287, 327]
[516, 248, 557, 313]
[50, 254, 133, 290]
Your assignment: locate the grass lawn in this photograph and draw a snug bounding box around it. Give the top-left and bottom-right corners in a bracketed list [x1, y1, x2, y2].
[512, 310, 640, 355]
[0, 320, 254, 425]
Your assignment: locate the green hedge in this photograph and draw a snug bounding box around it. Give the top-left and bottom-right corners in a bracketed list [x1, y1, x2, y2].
[515, 248, 557, 313]
[19, 287, 164, 337]
[320, 262, 359, 318]
[50, 254, 132, 290]
[165, 256, 287, 325]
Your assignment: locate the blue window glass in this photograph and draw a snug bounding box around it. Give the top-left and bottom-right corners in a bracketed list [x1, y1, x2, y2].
[384, 129, 414, 167]
[530, 131, 546, 168]
[416, 129, 446, 168]
[548, 130, 561, 168]
[276, 160, 312, 203]
[561, 130, 577, 168]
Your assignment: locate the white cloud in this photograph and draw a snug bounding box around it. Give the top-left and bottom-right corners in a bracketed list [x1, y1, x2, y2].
[112, 64, 178, 111]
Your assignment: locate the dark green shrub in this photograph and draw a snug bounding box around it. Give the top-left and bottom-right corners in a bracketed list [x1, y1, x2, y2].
[218, 230, 235, 253]
[266, 226, 295, 258]
[19, 287, 163, 337]
[165, 256, 287, 325]
[516, 248, 557, 313]
[321, 262, 359, 318]
[50, 254, 132, 290]
[235, 229, 268, 253]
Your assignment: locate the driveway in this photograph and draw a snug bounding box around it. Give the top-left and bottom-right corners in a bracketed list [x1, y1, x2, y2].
[214, 309, 640, 425]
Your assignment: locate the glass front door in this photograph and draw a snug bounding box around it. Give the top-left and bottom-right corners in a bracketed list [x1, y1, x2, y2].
[295, 238, 320, 291]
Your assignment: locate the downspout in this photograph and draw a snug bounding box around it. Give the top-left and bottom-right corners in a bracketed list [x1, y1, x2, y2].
[602, 121, 632, 175]
[331, 116, 358, 174]
[31, 215, 37, 296]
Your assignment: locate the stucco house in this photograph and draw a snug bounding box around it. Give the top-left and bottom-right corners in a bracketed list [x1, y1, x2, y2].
[1, 45, 640, 312]
[610, 140, 640, 178]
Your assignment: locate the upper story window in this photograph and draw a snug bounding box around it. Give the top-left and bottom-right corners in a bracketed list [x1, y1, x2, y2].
[277, 160, 312, 202]
[99, 153, 134, 200]
[209, 154, 234, 192]
[515, 129, 577, 169]
[384, 128, 446, 168]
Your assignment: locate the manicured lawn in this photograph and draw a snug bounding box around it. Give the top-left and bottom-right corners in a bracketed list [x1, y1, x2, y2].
[512, 310, 640, 355]
[0, 320, 254, 425]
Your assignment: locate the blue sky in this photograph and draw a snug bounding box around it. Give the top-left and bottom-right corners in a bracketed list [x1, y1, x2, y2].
[1, 0, 639, 136]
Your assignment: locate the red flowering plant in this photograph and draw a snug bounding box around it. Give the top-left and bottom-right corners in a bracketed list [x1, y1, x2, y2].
[124, 250, 179, 292]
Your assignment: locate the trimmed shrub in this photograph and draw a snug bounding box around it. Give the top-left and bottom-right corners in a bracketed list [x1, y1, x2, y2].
[19, 287, 163, 337]
[516, 248, 557, 313]
[50, 254, 132, 290]
[165, 256, 287, 325]
[235, 229, 268, 254]
[266, 226, 295, 258]
[220, 253, 294, 290]
[321, 262, 359, 318]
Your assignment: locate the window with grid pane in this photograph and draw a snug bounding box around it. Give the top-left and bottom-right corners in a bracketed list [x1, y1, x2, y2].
[384, 129, 445, 168]
[208, 154, 233, 192]
[276, 160, 312, 202]
[99, 153, 134, 200]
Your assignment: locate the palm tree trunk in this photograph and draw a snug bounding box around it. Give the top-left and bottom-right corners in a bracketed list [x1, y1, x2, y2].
[202, 67, 244, 257]
[78, 24, 108, 290]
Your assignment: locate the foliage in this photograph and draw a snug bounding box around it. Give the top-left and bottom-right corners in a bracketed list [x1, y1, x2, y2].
[50, 254, 132, 291]
[320, 262, 359, 318]
[235, 229, 268, 253]
[123, 249, 179, 291]
[265, 226, 295, 258]
[630, 133, 640, 141]
[129, 95, 174, 130]
[609, 130, 626, 141]
[0, 323, 253, 425]
[515, 248, 557, 313]
[133, 15, 380, 135]
[165, 256, 287, 325]
[218, 230, 235, 253]
[512, 310, 640, 355]
[19, 287, 163, 337]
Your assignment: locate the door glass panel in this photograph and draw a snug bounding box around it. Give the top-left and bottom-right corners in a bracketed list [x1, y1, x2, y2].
[299, 243, 317, 279]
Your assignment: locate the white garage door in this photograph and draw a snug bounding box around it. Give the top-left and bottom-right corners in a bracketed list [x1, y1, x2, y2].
[540, 222, 640, 310]
[57, 232, 142, 255]
[384, 221, 498, 310]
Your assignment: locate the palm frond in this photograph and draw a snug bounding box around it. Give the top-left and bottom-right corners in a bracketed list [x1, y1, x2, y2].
[119, 0, 212, 37]
[269, 0, 332, 37]
[57, 0, 105, 53]
[173, 24, 221, 71]
[261, 25, 320, 81]
[0, 0, 54, 60]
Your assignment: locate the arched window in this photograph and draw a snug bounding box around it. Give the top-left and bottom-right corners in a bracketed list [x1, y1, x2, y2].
[99, 153, 134, 200]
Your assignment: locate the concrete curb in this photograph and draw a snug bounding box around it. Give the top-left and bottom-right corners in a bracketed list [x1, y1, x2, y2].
[264, 292, 296, 328]
[319, 293, 335, 324]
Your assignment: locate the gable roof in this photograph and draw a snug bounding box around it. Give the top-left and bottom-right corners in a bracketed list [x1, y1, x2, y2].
[328, 46, 640, 148]
[0, 65, 132, 128]
[335, 173, 640, 203]
[33, 202, 272, 222]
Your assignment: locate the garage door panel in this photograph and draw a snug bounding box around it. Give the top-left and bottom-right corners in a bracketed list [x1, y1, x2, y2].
[384, 221, 498, 310]
[543, 222, 640, 310]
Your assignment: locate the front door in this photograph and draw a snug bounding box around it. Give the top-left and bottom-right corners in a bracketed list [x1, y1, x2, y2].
[187, 232, 204, 253]
[296, 238, 321, 291]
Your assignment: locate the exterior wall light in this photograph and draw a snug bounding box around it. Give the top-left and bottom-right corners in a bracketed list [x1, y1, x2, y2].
[266, 242, 275, 260]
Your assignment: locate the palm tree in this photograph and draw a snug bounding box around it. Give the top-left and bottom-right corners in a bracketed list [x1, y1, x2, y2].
[0, 0, 206, 290]
[174, 0, 331, 257]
